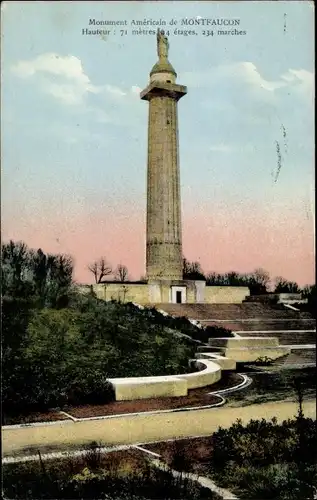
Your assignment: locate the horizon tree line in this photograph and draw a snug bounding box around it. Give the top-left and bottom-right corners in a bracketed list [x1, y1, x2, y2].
[2, 240, 315, 297]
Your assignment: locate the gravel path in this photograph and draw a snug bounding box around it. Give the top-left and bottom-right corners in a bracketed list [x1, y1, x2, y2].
[3, 399, 316, 457]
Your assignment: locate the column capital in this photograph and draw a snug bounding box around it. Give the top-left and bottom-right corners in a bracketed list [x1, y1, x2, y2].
[140, 82, 187, 102]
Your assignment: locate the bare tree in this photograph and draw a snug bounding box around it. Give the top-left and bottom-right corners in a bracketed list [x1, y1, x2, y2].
[274, 276, 300, 294]
[88, 258, 112, 284]
[115, 264, 129, 282]
[247, 268, 271, 294]
[183, 257, 205, 280]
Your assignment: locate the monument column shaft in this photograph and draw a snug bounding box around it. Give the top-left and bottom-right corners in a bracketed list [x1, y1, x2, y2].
[146, 93, 183, 280]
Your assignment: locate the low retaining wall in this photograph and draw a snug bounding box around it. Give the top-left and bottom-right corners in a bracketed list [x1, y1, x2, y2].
[206, 337, 290, 363]
[109, 359, 222, 400]
[108, 377, 187, 400]
[109, 337, 292, 400]
[195, 353, 237, 370]
[222, 347, 291, 363]
[176, 360, 221, 389]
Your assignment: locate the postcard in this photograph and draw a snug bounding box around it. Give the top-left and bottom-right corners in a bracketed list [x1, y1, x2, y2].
[2, 2, 316, 499]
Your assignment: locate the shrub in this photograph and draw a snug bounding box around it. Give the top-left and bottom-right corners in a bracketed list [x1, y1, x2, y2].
[3, 298, 198, 420]
[252, 356, 274, 366]
[2, 445, 221, 499]
[209, 416, 317, 499]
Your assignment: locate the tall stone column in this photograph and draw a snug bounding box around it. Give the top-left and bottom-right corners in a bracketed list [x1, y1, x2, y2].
[140, 30, 187, 281]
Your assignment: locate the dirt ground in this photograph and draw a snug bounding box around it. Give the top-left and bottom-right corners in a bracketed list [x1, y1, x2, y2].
[62, 372, 240, 418]
[68, 388, 221, 418]
[143, 435, 214, 473]
[3, 411, 70, 426]
[4, 372, 241, 424]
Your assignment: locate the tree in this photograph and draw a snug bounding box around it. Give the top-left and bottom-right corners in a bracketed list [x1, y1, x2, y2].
[30, 249, 74, 307]
[1, 240, 33, 297]
[247, 268, 271, 294]
[88, 258, 112, 284]
[1, 241, 74, 307]
[205, 268, 271, 293]
[302, 284, 316, 301]
[46, 254, 74, 308]
[183, 257, 205, 280]
[115, 264, 129, 282]
[274, 276, 300, 294]
[302, 285, 316, 318]
[206, 272, 225, 286]
[206, 271, 248, 287]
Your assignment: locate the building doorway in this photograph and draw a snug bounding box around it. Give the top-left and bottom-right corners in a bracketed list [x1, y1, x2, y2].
[171, 286, 187, 304]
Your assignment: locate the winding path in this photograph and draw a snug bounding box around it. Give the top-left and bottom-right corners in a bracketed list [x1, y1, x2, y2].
[3, 399, 316, 458]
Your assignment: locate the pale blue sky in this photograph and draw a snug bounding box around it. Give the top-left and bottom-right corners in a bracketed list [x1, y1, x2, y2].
[1, 1, 315, 284]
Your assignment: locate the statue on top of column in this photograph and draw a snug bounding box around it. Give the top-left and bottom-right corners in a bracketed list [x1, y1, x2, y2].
[157, 29, 169, 60]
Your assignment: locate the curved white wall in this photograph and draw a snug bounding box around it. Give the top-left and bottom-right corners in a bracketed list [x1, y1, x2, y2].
[109, 359, 222, 400]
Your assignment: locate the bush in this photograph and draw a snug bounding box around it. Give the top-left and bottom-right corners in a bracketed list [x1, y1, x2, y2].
[209, 416, 317, 499]
[2, 445, 221, 499]
[252, 356, 274, 366]
[219, 463, 317, 500]
[3, 298, 198, 420]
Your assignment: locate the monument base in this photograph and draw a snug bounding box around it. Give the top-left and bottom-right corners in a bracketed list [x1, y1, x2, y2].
[78, 281, 250, 305]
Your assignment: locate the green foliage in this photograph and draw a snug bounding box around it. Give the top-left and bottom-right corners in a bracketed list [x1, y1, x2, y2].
[209, 415, 317, 499]
[72, 300, 196, 378]
[1, 240, 229, 423]
[182, 259, 274, 293]
[2, 240, 74, 308]
[218, 463, 317, 500]
[139, 306, 233, 341]
[206, 267, 271, 294]
[2, 296, 37, 416]
[2, 443, 220, 499]
[253, 356, 274, 366]
[2, 293, 198, 421]
[2, 304, 116, 418]
[297, 284, 317, 318]
[2, 241, 201, 420]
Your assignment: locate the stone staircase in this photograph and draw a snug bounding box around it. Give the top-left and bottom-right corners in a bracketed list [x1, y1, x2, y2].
[237, 330, 316, 345]
[156, 302, 316, 367]
[198, 337, 291, 364]
[217, 320, 316, 332]
[157, 303, 313, 320]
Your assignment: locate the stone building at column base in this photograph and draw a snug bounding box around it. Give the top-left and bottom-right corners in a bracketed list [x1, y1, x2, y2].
[79, 281, 250, 305]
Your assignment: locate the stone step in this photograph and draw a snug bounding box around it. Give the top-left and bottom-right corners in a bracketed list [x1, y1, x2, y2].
[238, 330, 316, 345]
[208, 337, 280, 348]
[157, 303, 314, 320]
[202, 320, 316, 331]
[221, 347, 291, 363]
